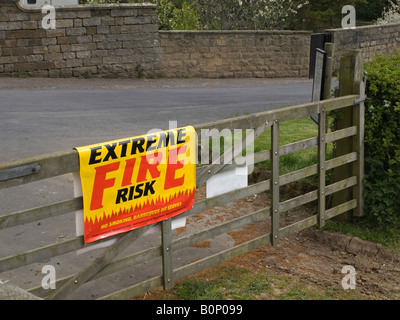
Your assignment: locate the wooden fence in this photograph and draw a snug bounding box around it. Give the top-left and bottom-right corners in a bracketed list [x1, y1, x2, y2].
[0, 53, 365, 300]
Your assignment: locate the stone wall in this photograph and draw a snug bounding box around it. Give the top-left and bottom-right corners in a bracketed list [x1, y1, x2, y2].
[327, 23, 400, 70]
[159, 30, 311, 78]
[0, 0, 161, 77]
[1, 0, 400, 79]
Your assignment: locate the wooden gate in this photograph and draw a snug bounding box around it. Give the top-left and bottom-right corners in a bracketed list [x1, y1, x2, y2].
[0, 52, 365, 300]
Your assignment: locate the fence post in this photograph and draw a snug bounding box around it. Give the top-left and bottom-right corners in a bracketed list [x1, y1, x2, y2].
[318, 105, 326, 227]
[331, 51, 364, 219]
[352, 75, 365, 218]
[271, 120, 280, 246]
[162, 219, 173, 290]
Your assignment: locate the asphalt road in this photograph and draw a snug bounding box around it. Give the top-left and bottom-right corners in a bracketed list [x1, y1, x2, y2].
[0, 77, 314, 299]
[0, 77, 313, 162]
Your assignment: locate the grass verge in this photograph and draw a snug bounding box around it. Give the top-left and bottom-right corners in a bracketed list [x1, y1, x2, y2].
[254, 116, 319, 173]
[140, 265, 369, 300]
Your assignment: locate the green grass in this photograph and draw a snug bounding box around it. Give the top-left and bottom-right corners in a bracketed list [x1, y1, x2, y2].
[203, 116, 330, 175]
[174, 266, 268, 300]
[167, 265, 369, 300]
[253, 116, 333, 174]
[175, 279, 225, 300]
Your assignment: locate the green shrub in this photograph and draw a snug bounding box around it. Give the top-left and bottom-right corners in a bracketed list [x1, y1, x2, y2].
[363, 53, 400, 227]
[156, 0, 200, 30]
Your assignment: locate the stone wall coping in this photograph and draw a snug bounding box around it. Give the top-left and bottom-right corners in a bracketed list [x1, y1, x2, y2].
[15, 1, 155, 12]
[325, 21, 400, 32]
[159, 29, 312, 35]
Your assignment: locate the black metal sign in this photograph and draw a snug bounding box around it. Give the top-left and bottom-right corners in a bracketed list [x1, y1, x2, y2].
[310, 48, 327, 124]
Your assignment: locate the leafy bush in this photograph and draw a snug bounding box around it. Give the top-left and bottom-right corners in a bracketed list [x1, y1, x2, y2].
[363, 53, 400, 227]
[169, 1, 201, 30]
[156, 0, 200, 30]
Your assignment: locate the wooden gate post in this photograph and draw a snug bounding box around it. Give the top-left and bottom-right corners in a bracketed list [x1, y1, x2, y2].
[331, 51, 364, 219]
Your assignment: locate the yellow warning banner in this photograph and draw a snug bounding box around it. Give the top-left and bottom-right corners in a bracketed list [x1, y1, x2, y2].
[75, 126, 196, 243]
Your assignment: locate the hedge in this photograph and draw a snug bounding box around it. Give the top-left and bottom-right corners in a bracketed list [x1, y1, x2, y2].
[363, 53, 400, 227]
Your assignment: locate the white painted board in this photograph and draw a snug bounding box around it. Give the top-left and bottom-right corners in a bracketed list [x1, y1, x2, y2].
[206, 166, 248, 199]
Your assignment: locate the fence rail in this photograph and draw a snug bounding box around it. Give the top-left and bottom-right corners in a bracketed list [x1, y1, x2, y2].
[0, 54, 365, 299]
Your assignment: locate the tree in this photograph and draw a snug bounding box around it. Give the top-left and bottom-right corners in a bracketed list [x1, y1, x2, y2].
[358, 0, 389, 21]
[192, 0, 309, 30]
[376, 0, 400, 24]
[294, 0, 370, 30]
[304, 0, 366, 12]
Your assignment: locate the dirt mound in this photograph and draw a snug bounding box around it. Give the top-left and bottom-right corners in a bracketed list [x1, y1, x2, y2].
[305, 229, 398, 261]
[227, 228, 400, 299]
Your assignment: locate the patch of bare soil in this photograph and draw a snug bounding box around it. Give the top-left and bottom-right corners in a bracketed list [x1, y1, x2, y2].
[136, 170, 400, 300]
[227, 229, 400, 299]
